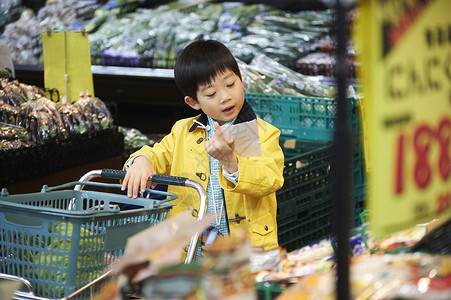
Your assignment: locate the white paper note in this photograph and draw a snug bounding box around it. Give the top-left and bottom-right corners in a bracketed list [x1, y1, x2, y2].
[221, 119, 261, 157]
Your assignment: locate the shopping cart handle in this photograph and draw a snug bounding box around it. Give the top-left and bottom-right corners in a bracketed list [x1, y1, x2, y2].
[100, 169, 188, 186]
[151, 174, 188, 186]
[100, 169, 127, 179]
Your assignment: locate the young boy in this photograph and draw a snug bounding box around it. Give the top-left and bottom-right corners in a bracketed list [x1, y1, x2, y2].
[121, 40, 284, 265]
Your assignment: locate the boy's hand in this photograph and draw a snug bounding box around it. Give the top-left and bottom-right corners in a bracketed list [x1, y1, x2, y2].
[121, 156, 157, 198]
[205, 122, 238, 173]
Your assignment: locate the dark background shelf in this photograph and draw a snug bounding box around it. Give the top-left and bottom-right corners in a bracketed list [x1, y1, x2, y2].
[14, 64, 197, 134]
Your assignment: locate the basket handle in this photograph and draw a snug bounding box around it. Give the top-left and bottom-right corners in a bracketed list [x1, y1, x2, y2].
[100, 169, 189, 186]
[45, 181, 174, 199]
[43, 181, 178, 210]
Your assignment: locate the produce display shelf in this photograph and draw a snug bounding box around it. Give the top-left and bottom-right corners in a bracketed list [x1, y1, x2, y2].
[0, 128, 124, 188]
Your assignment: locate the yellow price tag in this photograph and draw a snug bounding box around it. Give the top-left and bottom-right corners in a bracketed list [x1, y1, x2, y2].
[356, 0, 451, 238]
[42, 32, 94, 103]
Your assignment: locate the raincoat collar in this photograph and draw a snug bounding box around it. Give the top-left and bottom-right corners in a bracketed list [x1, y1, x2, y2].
[189, 100, 256, 132]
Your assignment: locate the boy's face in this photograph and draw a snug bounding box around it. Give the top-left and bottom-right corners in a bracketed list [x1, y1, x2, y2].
[184, 69, 245, 125]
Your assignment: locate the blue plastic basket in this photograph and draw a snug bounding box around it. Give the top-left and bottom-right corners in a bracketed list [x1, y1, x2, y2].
[0, 181, 175, 299]
[246, 92, 359, 141]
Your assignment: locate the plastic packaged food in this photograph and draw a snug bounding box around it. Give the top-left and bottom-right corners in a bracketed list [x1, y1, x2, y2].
[0, 102, 21, 125]
[1, 79, 114, 143]
[118, 126, 154, 149]
[57, 102, 87, 135]
[239, 54, 336, 98]
[0, 121, 29, 140]
[0, 9, 42, 64]
[0, 0, 24, 32]
[0, 121, 34, 150]
[74, 95, 113, 132]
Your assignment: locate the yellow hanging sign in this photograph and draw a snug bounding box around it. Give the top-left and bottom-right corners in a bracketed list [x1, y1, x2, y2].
[356, 0, 451, 238]
[42, 32, 94, 103]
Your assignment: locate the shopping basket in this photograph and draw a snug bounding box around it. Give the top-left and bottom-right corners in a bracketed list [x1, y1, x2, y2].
[0, 169, 208, 299]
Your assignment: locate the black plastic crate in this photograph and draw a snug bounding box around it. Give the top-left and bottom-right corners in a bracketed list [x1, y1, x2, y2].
[277, 145, 332, 218]
[278, 193, 334, 252]
[276, 142, 366, 252]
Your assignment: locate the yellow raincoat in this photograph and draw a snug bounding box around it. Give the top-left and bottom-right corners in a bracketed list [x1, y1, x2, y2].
[125, 101, 284, 251]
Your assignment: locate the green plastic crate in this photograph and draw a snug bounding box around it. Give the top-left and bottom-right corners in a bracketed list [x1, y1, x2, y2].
[0, 184, 174, 299]
[246, 92, 359, 141]
[279, 138, 327, 157]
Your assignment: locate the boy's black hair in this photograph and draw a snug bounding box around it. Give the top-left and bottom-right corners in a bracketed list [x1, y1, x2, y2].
[174, 40, 242, 101]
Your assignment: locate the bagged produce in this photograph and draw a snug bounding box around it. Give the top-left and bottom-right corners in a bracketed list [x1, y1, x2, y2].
[139, 263, 203, 300]
[0, 122, 33, 150]
[0, 102, 21, 124]
[0, 121, 30, 141]
[0, 77, 115, 145]
[239, 54, 336, 98]
[57, 102, 88, 135]
[91, 97, 113, 130]
[1, 81, 28, 106]
[1, 0, 337, 71]
[0, 9, 41, 64]
[118, 126, 154, 149]
[250, 54, 336, 98]
[216, 3, 261, 33]
[86, 1, 335, 70]
[74, 95, 113, 132]
[0, 0, 24, 33]
[27, 97, 66, 142]
[0, 138, 33, 150]
[152, 19, 178, 68]
[37, 0, 98, 30]
[0, 0, 98, 64]
[28, 108, 58, 142]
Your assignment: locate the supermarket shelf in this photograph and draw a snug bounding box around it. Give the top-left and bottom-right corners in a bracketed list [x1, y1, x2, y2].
[13, 63, 175, 82]
[91, 65, 174, 79]
[0, 128, 125, 189]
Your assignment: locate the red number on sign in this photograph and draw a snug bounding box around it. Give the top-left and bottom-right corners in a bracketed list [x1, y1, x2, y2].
[394, 116, 451, 195]
[437, 118, 451, 181]
[395, 133, 405, 194]
[413, 125, 434, 189]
